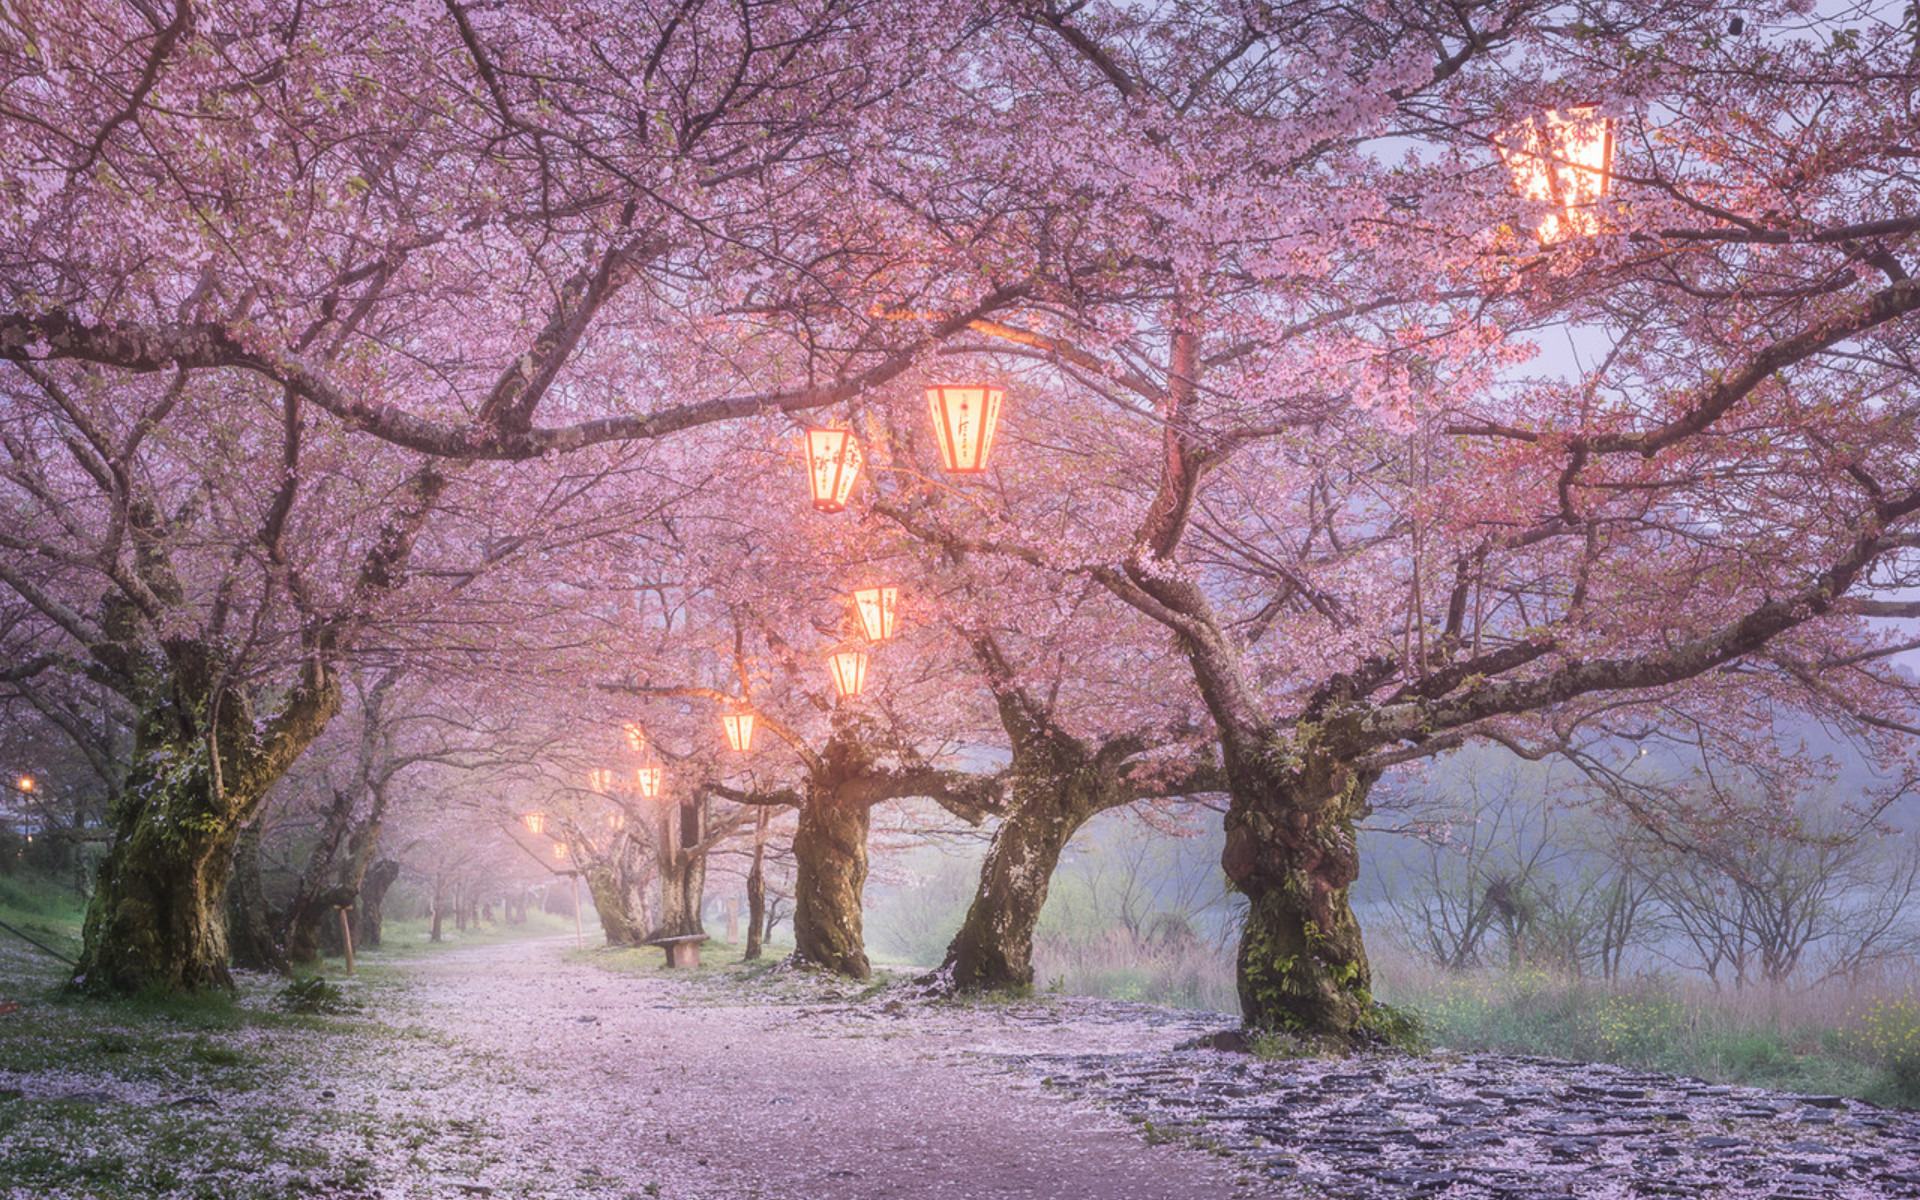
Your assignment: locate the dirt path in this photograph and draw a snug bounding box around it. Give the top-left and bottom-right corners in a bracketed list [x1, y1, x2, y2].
[362, 938, 1253, 1199]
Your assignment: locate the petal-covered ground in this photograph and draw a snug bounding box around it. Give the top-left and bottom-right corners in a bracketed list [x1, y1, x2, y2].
[4, 934, 1919, 1199]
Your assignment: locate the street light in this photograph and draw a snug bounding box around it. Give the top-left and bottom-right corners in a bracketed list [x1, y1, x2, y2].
[927, 385, 1004, 473]
[828, 649, 869, 698]
[722, 711, 756, 752]
[852, 585, 898, 642]
[804, 428, 863, 512]
[1497, 106, 1615, 243]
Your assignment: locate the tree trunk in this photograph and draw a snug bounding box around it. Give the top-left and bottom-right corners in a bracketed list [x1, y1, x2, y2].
[225, 820, 287, 974]
[791, 788, 872, 978]
[1222, 742, 1380, 1039]
[942, 781, 1089, 991]
[357, 859, 400, 947]
[585, 857, 646, 946]
[70, 645, 340, 996]
[744, 808, 768, 961]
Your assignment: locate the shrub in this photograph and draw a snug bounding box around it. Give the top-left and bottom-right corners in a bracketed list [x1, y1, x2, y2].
[276, 977, 358, 1015]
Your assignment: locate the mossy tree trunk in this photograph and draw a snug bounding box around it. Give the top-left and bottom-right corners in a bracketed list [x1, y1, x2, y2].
[791, 785, 872, 978]
[225, 819, 287, 973]
[1217, 722, 1379, 1038]
[943, 787, 1080, 991]
[71, 642, 341, 995]
[355, 858, 401, 947]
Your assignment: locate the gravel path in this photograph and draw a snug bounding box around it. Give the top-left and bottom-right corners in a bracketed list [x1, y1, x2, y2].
[365, 938, 1253, 1199]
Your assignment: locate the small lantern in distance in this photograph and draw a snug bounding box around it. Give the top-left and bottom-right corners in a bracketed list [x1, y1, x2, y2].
[523, 810, 547, 836]
[554, 841, 569, 861]
[588, 768, 613, 794]
[722, 711, 756, 752]
[927, 385, 1004, 473]
[828, 649, 869, 698]
[635, 763, 663, 799]
[1496, 106, 1615, 243]
[608, 811, 627, 832]
[852, 585, 898, 642]
[623, 722, 646, 754]
[805, 428, 863, 513]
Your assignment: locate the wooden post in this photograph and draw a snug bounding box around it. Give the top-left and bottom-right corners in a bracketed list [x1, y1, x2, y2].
[339, 907, 356, 977]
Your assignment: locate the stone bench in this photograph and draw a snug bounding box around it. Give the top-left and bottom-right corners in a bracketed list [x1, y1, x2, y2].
[645, 934, 711, 969]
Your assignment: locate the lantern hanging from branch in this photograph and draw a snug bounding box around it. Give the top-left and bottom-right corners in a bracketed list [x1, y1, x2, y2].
[523, 811, 547, 836]
[722, 711, 756, 752]
[555, 841, 570, 861]
[927, 385, 1004, 473]
[608, 811, 627, 832]
[805, 428, 863, 512]
[635, 762, 664, 799]
[852, 585, 898, 642]
[622, 722, 646, 754]
[1496, 106, 1615, 243]
[588, 768, 614, 794]
[828, 649, 869, 698]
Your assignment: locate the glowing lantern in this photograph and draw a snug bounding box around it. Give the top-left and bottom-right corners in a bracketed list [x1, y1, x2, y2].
[554, 842, 569, 860]
[523, 811, 547, 836]
[1496, 106, 1615, 243]
[926, 385, 1004, 473]
[828, 649, 869, 698]
[623, 722, 646, 754]
[852, 585, 898, 642]
[14, 776, 32, 793]
[588, 768, 614, 794]
[805, 428, 863, 513]
[608, 811, 627, 831]
[635, 763, 663, 799]
[722, 711, 756, 752]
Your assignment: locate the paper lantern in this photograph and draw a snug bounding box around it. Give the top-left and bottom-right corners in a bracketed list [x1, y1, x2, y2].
[635, 764, 663, 799]
[554, 842, 570, 860]
[722, 711, 756, 752]
[623, 722, 646, 754]
[805, 428, 863, 512]
[608, 811, 627, 831]
[926, 385, 1004, 473]
[852, 585, 898, 642]
[588, 768, 614, 794]
[523, 811, 547, 836]
[828, 649, 869, 698]
[1497, 107, 1615, 242]
[14, 776, 32, 793]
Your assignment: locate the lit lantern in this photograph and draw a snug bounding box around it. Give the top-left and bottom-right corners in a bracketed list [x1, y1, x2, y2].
[622, 722, 646, 754]
[722, 711, 756, 752]
[926, 385, 1004, 473]
[635, 763, 663, 799]
[15, 776, 32, 793]
[828, 649, 869, 698]
[805, 428, 863, 513]
[608, 811, 627, 831]
[554, 842, 570, 860]
[1496, 107, 1615, 243]
[523, 811, 547, 836]
[588, 768, 614, 794]
[852, 585, 898, 642]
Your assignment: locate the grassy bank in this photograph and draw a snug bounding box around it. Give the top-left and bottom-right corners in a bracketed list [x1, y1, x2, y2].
[1376, 958, 1920, 1109]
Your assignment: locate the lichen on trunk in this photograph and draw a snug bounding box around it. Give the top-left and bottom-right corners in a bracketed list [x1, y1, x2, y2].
[71, 641, 340, 996]
[790, 788, 871, 979]
[1223, 731, 1383, 1040]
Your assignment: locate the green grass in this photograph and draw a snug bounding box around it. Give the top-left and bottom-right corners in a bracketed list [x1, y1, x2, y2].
[1378, 964, 1920, 1110]
[0, 873, 405, 1198]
